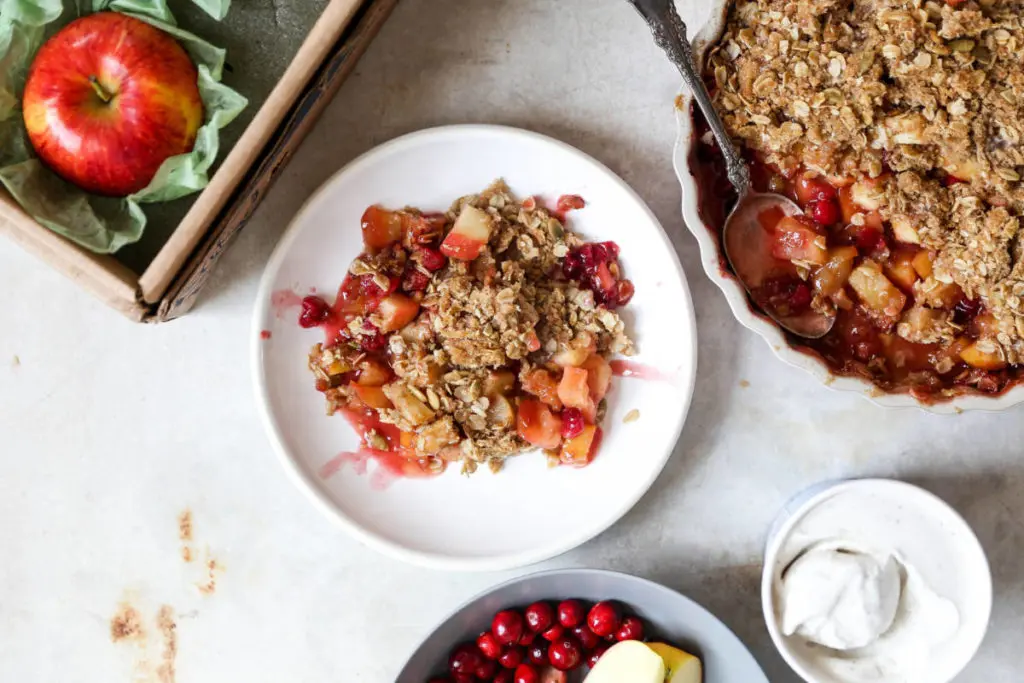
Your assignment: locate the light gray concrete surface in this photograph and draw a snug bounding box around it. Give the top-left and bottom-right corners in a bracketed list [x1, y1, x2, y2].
[1, 1, 1020, 681]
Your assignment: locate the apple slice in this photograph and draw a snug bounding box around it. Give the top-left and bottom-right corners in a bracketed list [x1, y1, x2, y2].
[850, 178, 885, 211]
[440, 205, 492, 261]
[356, 358, 391, 386]
[483, 369, 516, 396]
[581, 354, 612, 400]
[382, 383, 435, 425]
[522, 369, 563, 409]
[960, 340, 1007, 370]
[516, 399, 562, 450]
[885, 249, 920, 292]
[584, 641, 666, 683]
[557, 367, 596, 422]
[890, 214, 921, 245]
[772, 216, 827, 265]
[848, 262, 907, 318]
[351, 384, 392, 410]
[647, 642, 703, 683]
[376, 293, 420, 333]
[811, 246, 857, 298]
[560, 425, 602, 466]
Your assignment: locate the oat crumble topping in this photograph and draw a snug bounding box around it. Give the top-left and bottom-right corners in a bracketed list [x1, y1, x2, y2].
[707, 0, 1024, 363]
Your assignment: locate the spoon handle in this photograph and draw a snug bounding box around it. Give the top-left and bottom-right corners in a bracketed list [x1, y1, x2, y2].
[626, 0, 750, 195]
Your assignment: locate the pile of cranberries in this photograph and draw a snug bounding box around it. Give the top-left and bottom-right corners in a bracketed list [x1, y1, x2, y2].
[562, 242, 635, 309]
[429, 599, 647, 683]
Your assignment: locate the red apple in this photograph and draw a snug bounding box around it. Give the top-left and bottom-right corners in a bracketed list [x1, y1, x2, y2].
[22, 12, 204, 197]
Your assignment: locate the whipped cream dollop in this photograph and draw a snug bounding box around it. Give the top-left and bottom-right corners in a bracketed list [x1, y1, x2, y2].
[781, 545, 901, 650]
[769, 483, 986, 683]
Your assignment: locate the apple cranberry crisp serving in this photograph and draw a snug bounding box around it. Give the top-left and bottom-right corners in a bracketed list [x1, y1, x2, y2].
[696, 0, 1024, 399]
[301, 181, 635, 476]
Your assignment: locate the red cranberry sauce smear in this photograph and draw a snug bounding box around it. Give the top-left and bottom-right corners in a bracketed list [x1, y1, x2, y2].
[690, 110, 1015, 399]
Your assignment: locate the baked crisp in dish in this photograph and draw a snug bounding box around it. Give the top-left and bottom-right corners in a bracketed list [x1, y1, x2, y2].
[697, 0, 1024, 399]
[301, 181, 635, 475]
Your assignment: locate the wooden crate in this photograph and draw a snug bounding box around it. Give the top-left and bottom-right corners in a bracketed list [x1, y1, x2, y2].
[0, 0, 398, 321]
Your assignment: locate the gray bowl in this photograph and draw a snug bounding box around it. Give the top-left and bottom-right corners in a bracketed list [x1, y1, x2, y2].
[396, 568, 769, 682]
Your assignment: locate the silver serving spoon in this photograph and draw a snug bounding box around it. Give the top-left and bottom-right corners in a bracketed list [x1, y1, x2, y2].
[626, 0, 836, 338]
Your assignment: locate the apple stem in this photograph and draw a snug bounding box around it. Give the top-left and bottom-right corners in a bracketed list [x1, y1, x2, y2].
[88, 76, 112, 104]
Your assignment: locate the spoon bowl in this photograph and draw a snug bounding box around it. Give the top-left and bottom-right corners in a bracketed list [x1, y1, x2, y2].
[724, 192, 837, 338]
[627, 0, 836, 339]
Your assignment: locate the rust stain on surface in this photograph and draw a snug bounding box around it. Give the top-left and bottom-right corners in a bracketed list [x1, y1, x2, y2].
[197, 558, 223, 595]
[156, 606, 177, 683]
[178, 510, 194, 563]
[110, 603, 145, 642]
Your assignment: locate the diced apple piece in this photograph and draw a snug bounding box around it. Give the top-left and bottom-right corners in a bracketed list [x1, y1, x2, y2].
[415, 416, 460, 455]
[560, 425, 602, 467]
[647, 642, 703, 683]
[440, 205, 492, 261]
[812, 246, 858, 297]
[912, 277, 962, 309]
[356, 357, 391, 386]
[970, 312, 999, 338]
[885, 113, 927, 144]
[850, 178, 885, 211]
[885, 249, 920, 292]
[581, 354, 612, 400]
[943, 157, 982, 182]
[376, 293, 420, 333]
[848, 261, 907, 318]
[483, 369, 516, 396]
[898, 306, 948, 344]
[382, 383, 435, 426]
[794, 174, 836, 207]
[557, 367, 597, 422]
[516, 399, 562, 450]
[960, 340, 1007, 370]
[553, 346, 591, 367]
[360, 205, 403, 250]
[522, 369, 563, 409]
[351, 383, 392, 410]
[890, 214, 921, 244]
[911, 250, 934, 279]
[772, 215, 828, 265]
[487, 394, 515, 429]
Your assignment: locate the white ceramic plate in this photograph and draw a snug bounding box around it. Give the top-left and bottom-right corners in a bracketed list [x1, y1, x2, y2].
[668, 0, 1024, 413]
[252, 125, 697, 570]
[396, 568, 770, 682]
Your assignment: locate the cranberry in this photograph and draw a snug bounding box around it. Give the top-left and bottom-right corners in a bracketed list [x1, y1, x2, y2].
[954, 297, 982, 325]
[527, 643, 548, 666]
[513, 663, 539, 683]
[476, 657, 497, 680]
[600, 241, 620, 260]
[757, 276, 812, 316]
[298, 296, 331, 328]
[523, 602, 555, 633]
[477, 631, 502, 660]
[570, 624, 600, 650]
[359, 331, 388, 352]
[494, 670, 514, 683]
[449, 643, 484, 677]
[547, 635, 583, 671]
[556, 194, 586, 213]
[498, 646, 524, 669]
[615, 616, 644, 641]
[586, 644, 609, 669]
[492, 610, 525, 646]
[451, 675, 475, 683]
[944, 173, 967, 186]
[586, 602, 622, 637]
[562, 251, 583, 279]
[518, 629, 536, 646]
[402, 270, 430, 292]
[540, 624, 564, 642]
[560, 408, 585, 439]
[614, 280, 635, 307]
[810, 198, 840, 226]
[418, 246, 447, 271]
[556, 600, 585, 628]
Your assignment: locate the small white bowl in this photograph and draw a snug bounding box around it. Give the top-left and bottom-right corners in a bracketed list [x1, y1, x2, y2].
[668, 0, 1024, 413]
[760, 479, 992, 683]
